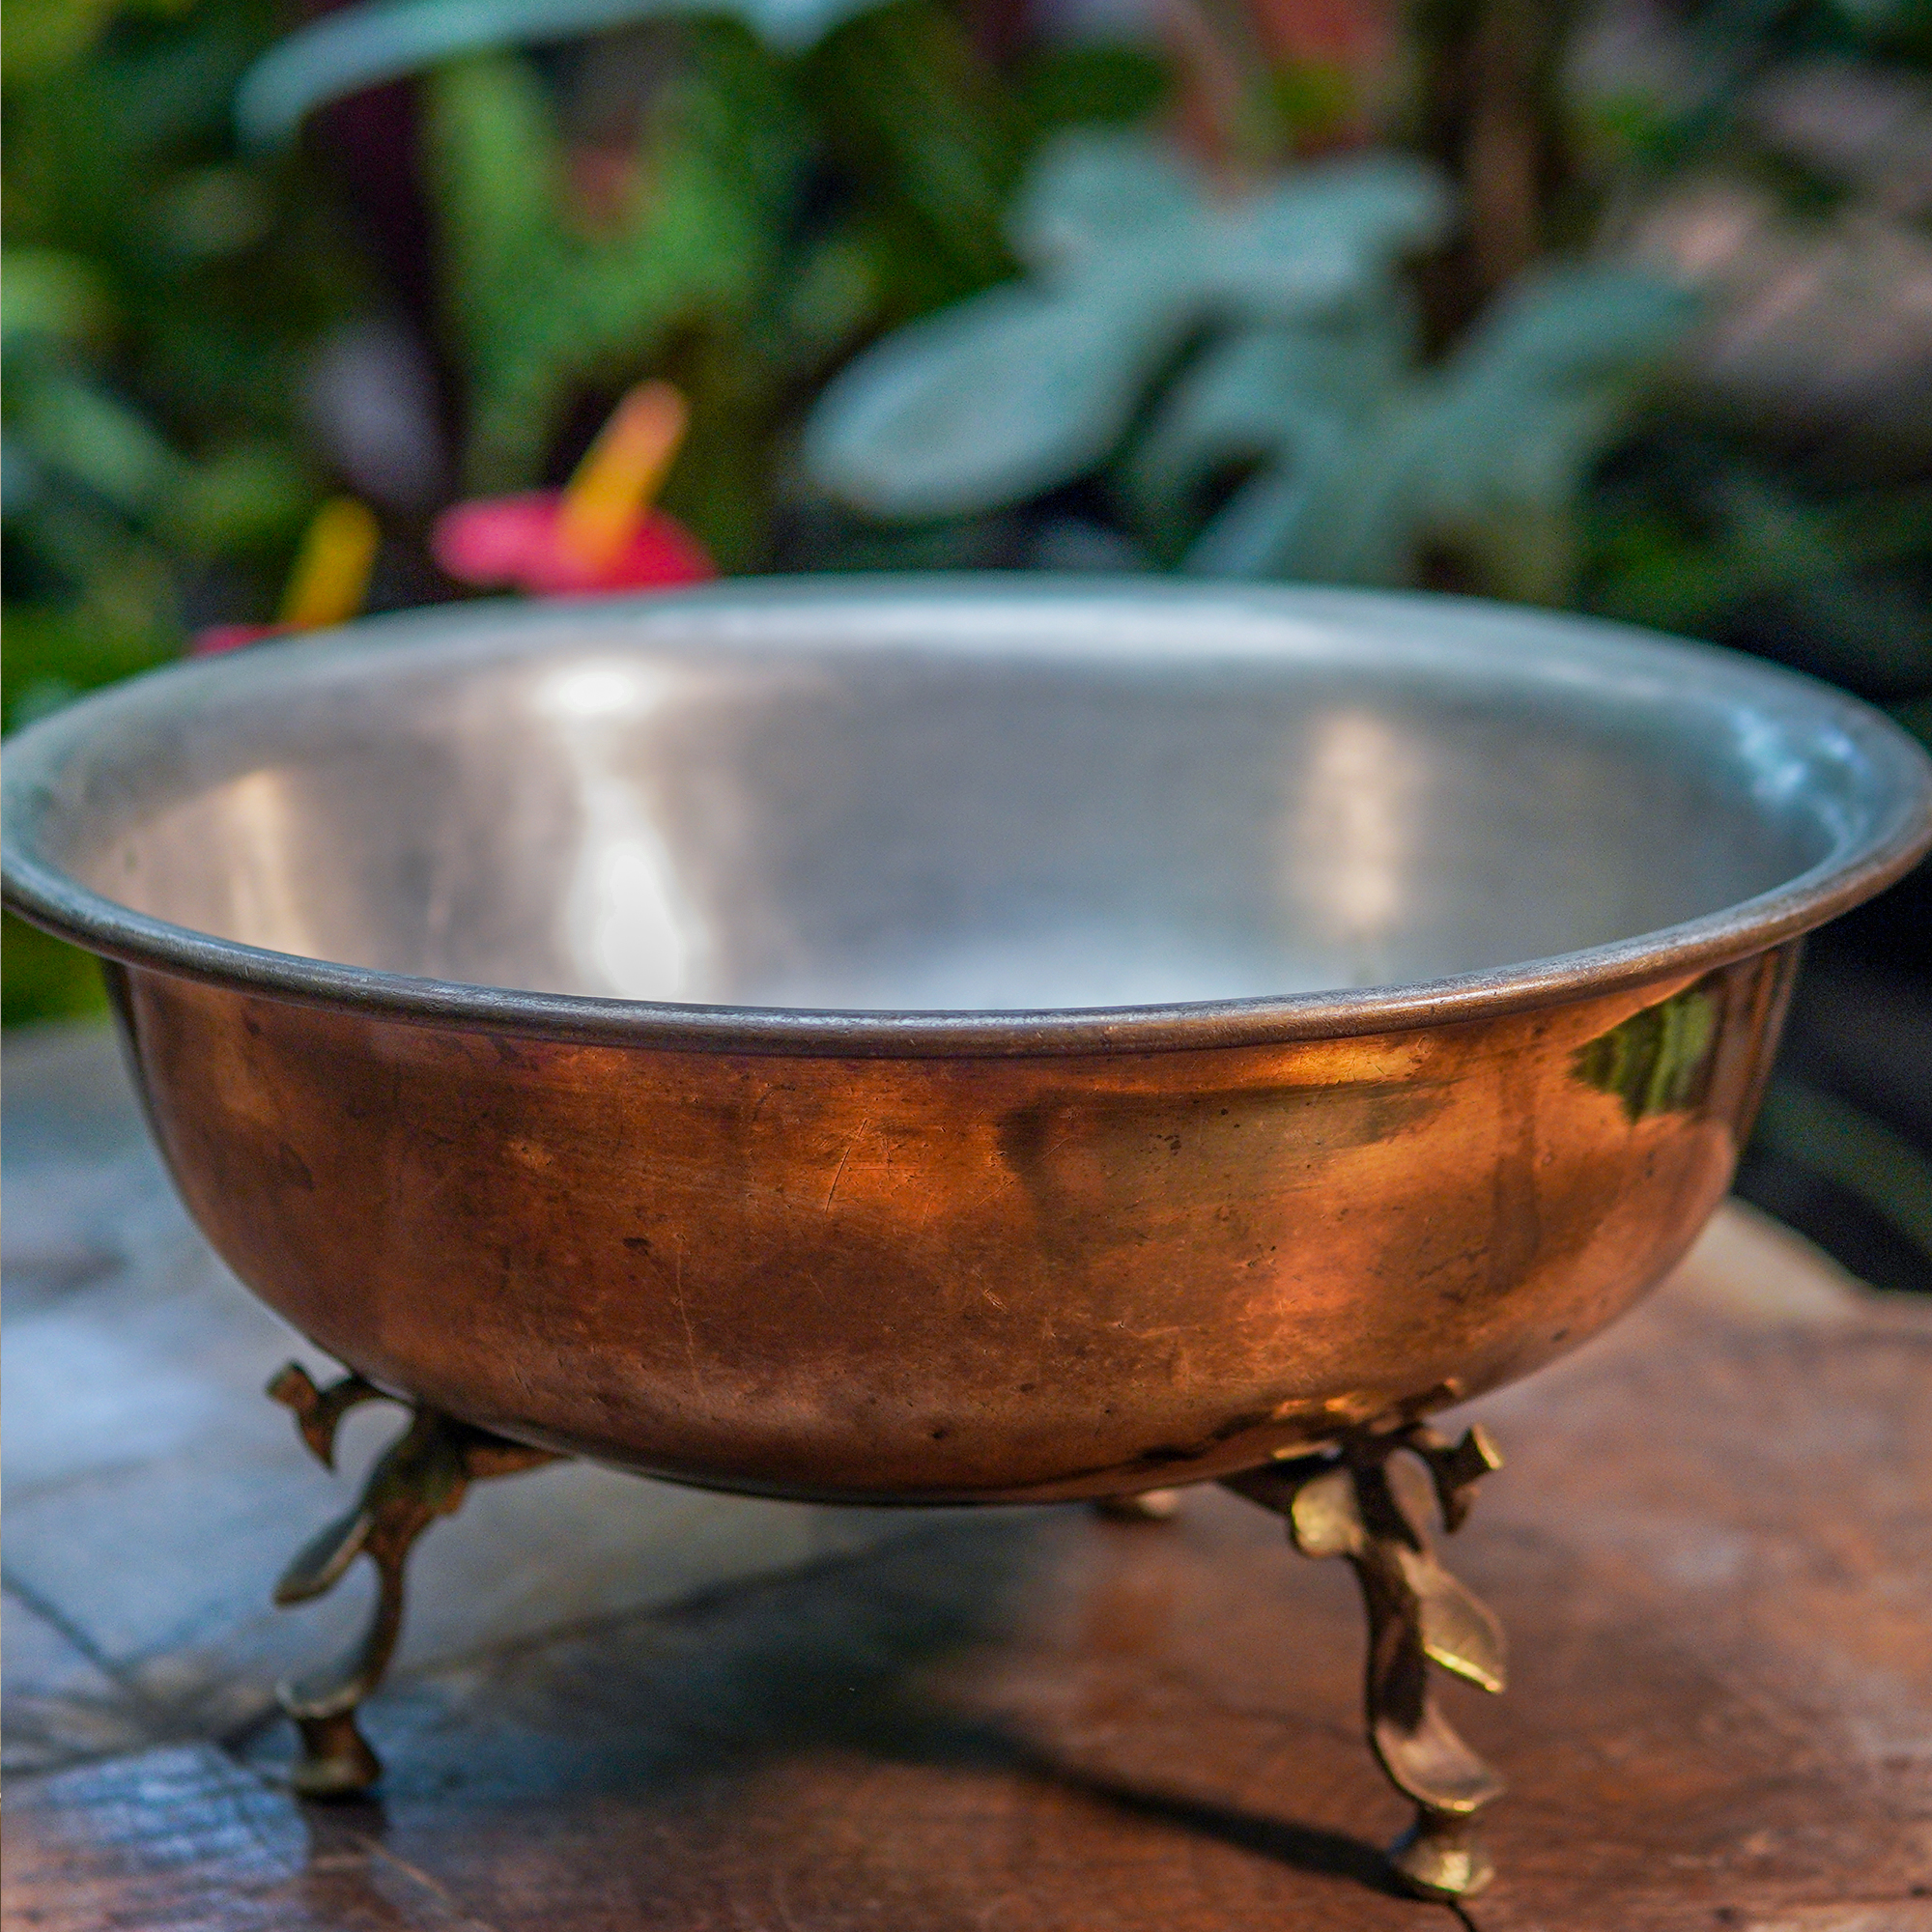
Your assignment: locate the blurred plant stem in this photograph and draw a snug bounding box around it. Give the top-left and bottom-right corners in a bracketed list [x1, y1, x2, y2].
[1159, 0, 1292, 178]
[1408, 0, 1580, 335]
[1754, 1074, 1932, 1272]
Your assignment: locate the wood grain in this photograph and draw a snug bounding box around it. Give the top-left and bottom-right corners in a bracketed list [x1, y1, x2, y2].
[7, 1208, 1932, 1931]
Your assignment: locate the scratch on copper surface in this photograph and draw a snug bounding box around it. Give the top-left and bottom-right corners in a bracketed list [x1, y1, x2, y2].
[909, 1141, 947, 1228]
[671, 1240, 700, 1392]
[824, 1117, 871, 1212]
[402, 1131, 466, 1209]
[1029, 1124, 1081, 1168]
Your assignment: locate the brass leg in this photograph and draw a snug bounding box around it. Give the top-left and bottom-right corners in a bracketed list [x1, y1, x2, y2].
[266, 1364, 559, 1798]
[1224, 1422, 1507, 1901]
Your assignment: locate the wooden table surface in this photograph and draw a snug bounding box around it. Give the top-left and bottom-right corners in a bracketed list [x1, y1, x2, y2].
[5, 1024, 1930, 1932]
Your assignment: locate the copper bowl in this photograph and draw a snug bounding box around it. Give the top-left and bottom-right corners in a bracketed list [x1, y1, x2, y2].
[7, 581, 1930, 1502]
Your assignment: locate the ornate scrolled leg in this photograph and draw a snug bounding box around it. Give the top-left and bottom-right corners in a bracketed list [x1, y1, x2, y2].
[266, 1364, 559, 1797]
[1225, 1422, 1507, 1900]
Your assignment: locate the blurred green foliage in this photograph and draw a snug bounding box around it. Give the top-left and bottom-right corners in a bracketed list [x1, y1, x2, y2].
[4, 0, 1928, 1034]
[427, 2, 1166, 565]
[804, 132, 1457, 522]
[1582, 448, 1932, 703]
[2, 0, 365, 690]
[2, 0, 371, 1019]
[803, 128, 1697, 603]
[427, 29, 808, 539]
[1562, 0, 1932, 712]
[1, 0, 1169, 1018]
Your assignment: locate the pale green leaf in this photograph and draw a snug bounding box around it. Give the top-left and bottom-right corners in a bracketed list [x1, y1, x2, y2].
[803, 271, 1189, 522]
[805, 133, 1452, 523]
[1177, 264, 1694, 599]
[237, 0, 885, 151]
[1201, 155, 1451, 323]
[1008, 128, 1200, 277]
[1124, 313, 1411, 561]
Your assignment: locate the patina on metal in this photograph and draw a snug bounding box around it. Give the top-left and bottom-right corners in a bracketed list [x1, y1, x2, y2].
[267, 1364, 557, 1796]
[5, 580, 1930, 1891]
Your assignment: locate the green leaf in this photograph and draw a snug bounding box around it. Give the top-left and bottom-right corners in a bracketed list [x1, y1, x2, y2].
[1201, 154, 1451, 323]
[428, 37, 798, 495]
[804, 271, 1190, 523]
[2, 0, 121, 86]
[10, 368, 186, 516]
[236, 0, 888, 151]
[162, 440, 317, 557]
[2, 913, 110, 1027]
[1124, 312, 1413, 564]
[802, 134, 1451, 524]
[1174, 264, 1694, 599]
[801, 1, 1025, 313]
[1752, 1075, 1932, 1266]
[1008, 128, 1202, 277]
[0, 248, 116, 352]
[1017, 43, 1170, 136]
[1585, 457, 1932, 696]
[0, 602, 178, 734]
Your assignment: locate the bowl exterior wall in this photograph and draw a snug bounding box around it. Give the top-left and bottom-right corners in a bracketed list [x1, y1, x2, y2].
[109, 946, 1797, 1501]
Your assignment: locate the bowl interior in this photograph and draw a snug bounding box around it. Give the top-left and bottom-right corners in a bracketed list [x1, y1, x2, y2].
[37, 596, 1864, 1011]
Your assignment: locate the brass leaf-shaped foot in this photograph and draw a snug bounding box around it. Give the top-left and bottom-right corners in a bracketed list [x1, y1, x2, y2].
[1390, 1806, 1495, 1901]
[289, 1711, 383, 1800]
[267, 1364, 557, 1798]
[1226, 1422, 1507, 1900]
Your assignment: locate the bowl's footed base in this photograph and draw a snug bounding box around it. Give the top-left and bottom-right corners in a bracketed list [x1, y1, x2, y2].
[1224, 1426, 1508, 1901]
[449, 1392, 1473, 1507]
[262, 1362, 1508, 1900]
[1390, 1810, 1496, 1900]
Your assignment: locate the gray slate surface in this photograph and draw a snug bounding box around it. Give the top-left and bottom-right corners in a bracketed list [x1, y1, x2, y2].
[1, 1021, 927, 1775]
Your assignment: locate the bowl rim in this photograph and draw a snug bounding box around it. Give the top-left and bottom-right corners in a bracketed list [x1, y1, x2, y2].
[6, 576, 1931, 1058]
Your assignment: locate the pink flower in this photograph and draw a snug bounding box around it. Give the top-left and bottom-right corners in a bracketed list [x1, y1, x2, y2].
[191, 622, 295, 656]
[434, 381, 714, 597]
[431, 492, 714, 597]
[189, 497, 382, 655]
